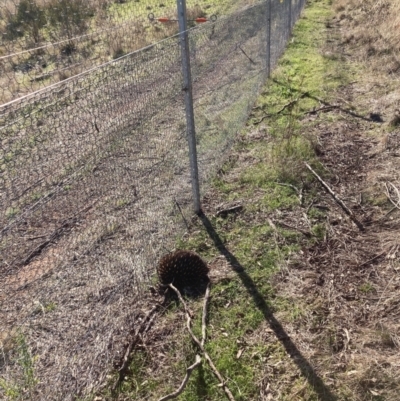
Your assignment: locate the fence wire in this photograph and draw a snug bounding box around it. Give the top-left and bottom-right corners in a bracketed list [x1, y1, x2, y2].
[0, 0, 306, 399]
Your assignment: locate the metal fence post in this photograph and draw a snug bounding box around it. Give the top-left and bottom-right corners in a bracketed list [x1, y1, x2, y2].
[177, 0, 201, 214]
[266, 0, 272, 77]
[288, 0, 292, 37]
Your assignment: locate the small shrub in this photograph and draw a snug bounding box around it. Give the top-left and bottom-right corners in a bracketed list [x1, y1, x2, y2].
[4, 0, 46, 43]
[46, 0, 95, 40]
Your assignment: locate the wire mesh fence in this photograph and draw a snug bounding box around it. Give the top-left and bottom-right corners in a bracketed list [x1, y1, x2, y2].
[0, 0, 306, 399]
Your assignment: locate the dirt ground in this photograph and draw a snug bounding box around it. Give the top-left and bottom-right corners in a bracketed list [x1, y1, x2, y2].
[1, 1, 398, 400]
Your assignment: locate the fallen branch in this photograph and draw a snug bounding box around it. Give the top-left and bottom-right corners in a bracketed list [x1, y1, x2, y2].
[22, 201, 97, 266]
[276, 182, 299, 193]
[157, 355, 202, 401]
[304, 162, 364, 231]
[238, 44, 256, 65]
[376, 206, 397, 222]
[267, 218, 277, 232]
[158, 283, 211, 400]
[174, 198, 190, 230]
[169, 284, 236, 401]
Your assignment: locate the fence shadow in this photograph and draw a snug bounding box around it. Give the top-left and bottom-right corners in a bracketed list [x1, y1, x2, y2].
[198, 211, 338, 401]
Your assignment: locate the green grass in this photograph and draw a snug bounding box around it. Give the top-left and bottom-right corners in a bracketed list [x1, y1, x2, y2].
[0, 331, 38, 401]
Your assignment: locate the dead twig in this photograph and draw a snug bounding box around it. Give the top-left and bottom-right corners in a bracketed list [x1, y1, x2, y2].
[201, 283, 211, 348]
[237, 44, 256, 65]
[22, 201, 98, 266]
[169, 283, 236, 401]
[158, 283, 211, 400]
[276, 182, 299, 193]
[304, 162, 364, 231]
[384, 182, 400, 210]
[22, 220, 71, 266]
[376, 206, 397, 221]
[254, 95, 305, 124]
[216, 204, 243, 218]
[275, 182, 303, 205]
[267, 218, 277, 232]
[174, 198, 190, 230]
[274, 220, 312, 237]
[303, 105, 339, 115]
[357, 249, 387, 268]
[157, 355, 202, 401]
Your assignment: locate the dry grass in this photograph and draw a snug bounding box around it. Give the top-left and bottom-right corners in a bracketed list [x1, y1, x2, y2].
[264, 2, 400, 399]
[333, 0, 400, 73]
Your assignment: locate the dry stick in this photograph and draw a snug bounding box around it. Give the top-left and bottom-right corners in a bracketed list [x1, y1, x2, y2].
[254, 95, 305, 124]
[304, 162, 365, 231]
[22, 201, 97, 265]
[169, 284, 236, 401]
[377, 206, 397, 221]
[276, 182, 300, 194]
[274, 220, 312, 237]
[384, 182, 400, 210]
[201, 283, 211, 348]
[303, 105, 339, 115]
[275, 182, 303, 205]
[358, 249, 387, 269]
[216, 204, 243, 217]
[174, 198, 190, 230]
[157, 355, 202, 401]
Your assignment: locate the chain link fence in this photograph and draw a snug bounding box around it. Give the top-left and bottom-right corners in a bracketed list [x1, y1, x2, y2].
[0, 0, 306, 399]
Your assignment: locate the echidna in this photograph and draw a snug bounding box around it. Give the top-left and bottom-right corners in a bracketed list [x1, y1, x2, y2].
[157, 250, 209, 290]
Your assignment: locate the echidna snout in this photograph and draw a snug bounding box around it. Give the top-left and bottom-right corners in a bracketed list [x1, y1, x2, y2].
[157, 250, 209, 289]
